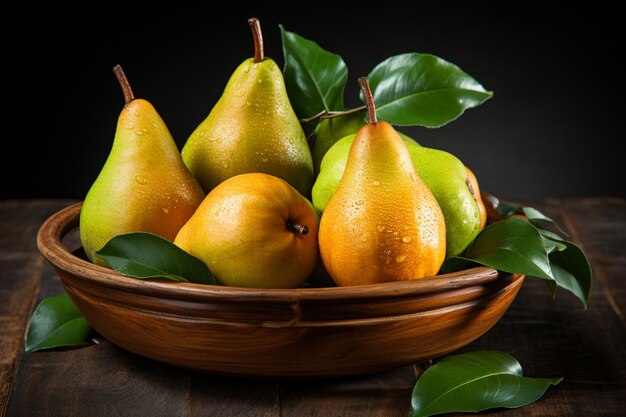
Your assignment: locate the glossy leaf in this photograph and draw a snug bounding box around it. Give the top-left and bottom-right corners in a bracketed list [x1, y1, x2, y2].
[280, 25, 348, 118]
[96, 232, 216, 285]
[410, 351, 562, 417]
[549, 240, 592, 309]
[523, 207, 568, 236]
[26, 293, 92, 352]
[539, 232, 568, 254]
[366, 53, 492, 127]
[496, 201, 522, 219]
[446, 218, 554, 280]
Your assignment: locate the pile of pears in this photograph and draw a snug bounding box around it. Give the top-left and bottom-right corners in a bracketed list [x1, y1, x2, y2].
[80, 18, 486, 289]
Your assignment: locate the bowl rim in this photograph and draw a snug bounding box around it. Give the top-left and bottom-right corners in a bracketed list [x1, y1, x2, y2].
[37, 202, 502, 303]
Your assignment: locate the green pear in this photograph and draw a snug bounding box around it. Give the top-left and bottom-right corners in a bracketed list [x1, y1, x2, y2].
[313, 134, 481, 257]
[311, 112, 365, 174]
[181, 18, 313, 196]
[311, 113, 416, 174]
[80, 65, 205, 264]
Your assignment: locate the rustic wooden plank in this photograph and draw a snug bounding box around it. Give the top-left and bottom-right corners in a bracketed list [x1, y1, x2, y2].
[189, 374, 279, 417]
[278, 366, 416, 417]
[0, 200, 74, 416]
[560, 197, 626, 326]
[2, 201, 191, 417]
[6, 341, 190, 417]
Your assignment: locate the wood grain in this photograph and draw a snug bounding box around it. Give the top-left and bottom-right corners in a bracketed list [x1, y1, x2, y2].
[6, 341, 190, 417]
[561, 198, 626, 326]
[0, 200, 73, 416]
[2, 199, 625, 416]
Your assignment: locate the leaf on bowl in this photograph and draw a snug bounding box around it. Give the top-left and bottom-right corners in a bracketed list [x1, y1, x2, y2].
[444, 218, 554, 281]
[547, 238, 592, 309]
[523, 206, 569, 236]
[366, 53, 492, 127]
[280, 25, 348, 119]
[538, 229, 568, 254]
[443, 213, 592, 308]
[409, 351, 562, 417]
[96, 232, 216, 285]
[494, 199, 521, 219]
[26, 293, 93, 352]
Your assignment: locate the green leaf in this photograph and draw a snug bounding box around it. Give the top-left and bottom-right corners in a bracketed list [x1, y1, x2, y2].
[366, 53, 492, 127]
[26, 293, 92, 352]
[96, 232, 216, 285]
[280, 25, 348, 119]
[549, 240, 592, 309]
[523, 207, 569, 236]
[409, 351, 562, 417]
[446, 218, 554, 281]
[496, 201, 522, 219]
[539, 232, 568, 254]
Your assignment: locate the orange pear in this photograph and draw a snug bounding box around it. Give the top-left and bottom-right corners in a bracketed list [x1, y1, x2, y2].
[318, 77, 446, 286]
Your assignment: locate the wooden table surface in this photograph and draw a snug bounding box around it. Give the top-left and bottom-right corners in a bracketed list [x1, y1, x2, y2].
[1, 198, 624, 417]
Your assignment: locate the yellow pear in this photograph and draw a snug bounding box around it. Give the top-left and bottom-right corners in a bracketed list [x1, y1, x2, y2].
[174, 173, 319, 288]
[181, 18, 313, 196]
[318, 77, 446, 286]
[80, 65, 205, 264]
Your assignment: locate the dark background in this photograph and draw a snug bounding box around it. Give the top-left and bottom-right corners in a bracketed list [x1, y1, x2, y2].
[3, 4, 621, 200]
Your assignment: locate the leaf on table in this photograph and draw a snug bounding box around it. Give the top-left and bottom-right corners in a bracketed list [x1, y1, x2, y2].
[444, 218, 554, 281]
[366, 53, 492, 127]
[280, 25, 348, 119]
[96, 232, 216, 285]
[409, 351, 562, 417]
[26, 293, 93, 352]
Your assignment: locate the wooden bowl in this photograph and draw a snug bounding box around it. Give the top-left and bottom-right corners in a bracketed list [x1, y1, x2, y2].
[37, 202, 524, 378]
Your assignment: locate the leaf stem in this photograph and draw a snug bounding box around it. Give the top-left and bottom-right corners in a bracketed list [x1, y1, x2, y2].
[358, 77, 377, 123]
[112, 65, 135, 105]
[300, 109, 327, 124]
[248, 18, 264, 63]
[299, 105, 366, 124]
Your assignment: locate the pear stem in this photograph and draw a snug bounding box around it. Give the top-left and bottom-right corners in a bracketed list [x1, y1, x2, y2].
[112, 65, 135, 105]
[248, 18, 264, 63]
[286, 221, 309, 235]
[358, 77, 377, 124]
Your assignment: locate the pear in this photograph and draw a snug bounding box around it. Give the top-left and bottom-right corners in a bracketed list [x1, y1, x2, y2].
[80, 65, 205, 264]
[182, 18, 313, 196]
[311, 113, 364, 174]
[466, 167, 487, 230]
[312, 133, 420, 213]
[174, 173, 319, 289]
[311, 113, 416, 175]
[313, 135, 481, 257]
[318, 78, 446, 286]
